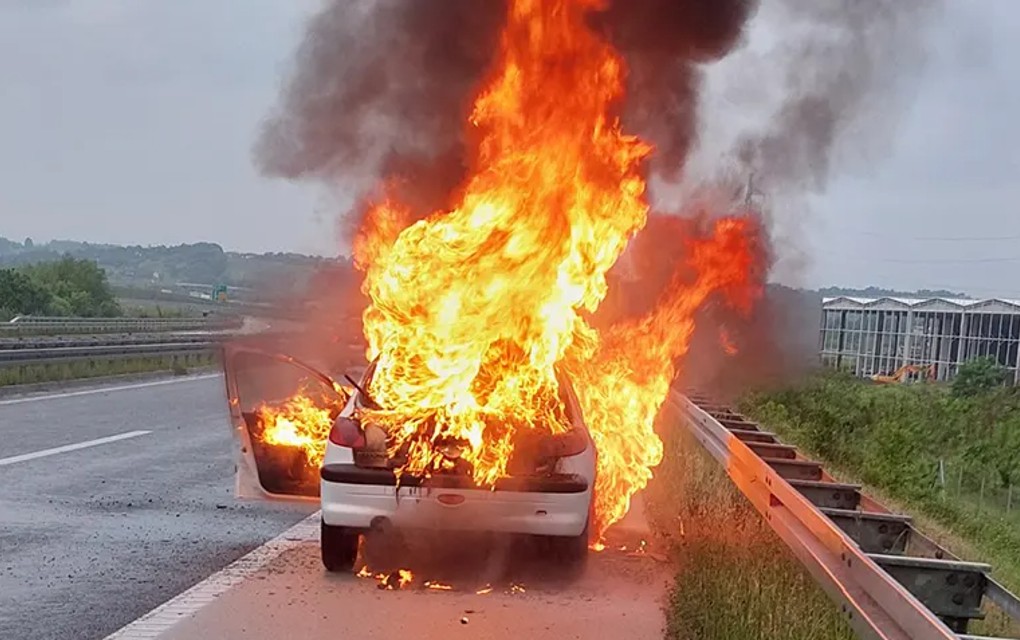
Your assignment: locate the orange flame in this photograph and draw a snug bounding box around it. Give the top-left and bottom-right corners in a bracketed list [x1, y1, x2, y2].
[568, 217, 763, 534]
[333, 0, 762, 539]
[424, 581, 454, 591]
[255, 393, 340, 467]
[357, 0, 648, 497]
[719, 327, 739, 356]
[362, 568, 414, 591]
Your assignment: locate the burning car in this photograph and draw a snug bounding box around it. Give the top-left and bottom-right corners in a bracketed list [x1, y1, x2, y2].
[222, 345, 595, 574]
[222, 0, 769, 583]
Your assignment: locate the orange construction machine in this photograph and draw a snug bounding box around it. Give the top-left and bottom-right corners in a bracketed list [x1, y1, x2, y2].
[870, 364, 936, 384]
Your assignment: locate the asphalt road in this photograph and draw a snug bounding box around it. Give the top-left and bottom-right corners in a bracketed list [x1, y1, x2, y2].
[154, 504, 669, 640]
[0, 375, 315, 640]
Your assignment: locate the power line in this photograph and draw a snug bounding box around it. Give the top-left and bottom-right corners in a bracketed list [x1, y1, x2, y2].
[878, 256, 1020, 265]
[822, 223, 1020, 243]
[853, 230, 1020, 242]
[825, 253, 1020, 265]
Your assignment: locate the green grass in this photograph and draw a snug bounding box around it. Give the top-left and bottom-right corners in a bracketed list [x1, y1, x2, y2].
[646, 418, 855, 640]
[741, 372, 1020, 637]
[0, 353, 215, 387]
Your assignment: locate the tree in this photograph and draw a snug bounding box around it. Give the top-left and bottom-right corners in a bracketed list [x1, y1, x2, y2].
[23, 237, 33, 249]
[20, 256, 121, 317]
[952, 357, 1010, 398]
[0, 236, 23, 256]
[0, 268, 52, 320]
[174, 242, 228, 283]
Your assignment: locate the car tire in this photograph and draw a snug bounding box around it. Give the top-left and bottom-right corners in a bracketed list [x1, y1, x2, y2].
[321, 519, 360, 572]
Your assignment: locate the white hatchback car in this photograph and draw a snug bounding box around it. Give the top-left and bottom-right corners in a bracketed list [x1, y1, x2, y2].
[223, 346, 596, 574]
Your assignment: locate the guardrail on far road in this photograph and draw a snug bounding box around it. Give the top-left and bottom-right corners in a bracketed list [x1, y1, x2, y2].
[2, 316, 239, 335]
[0, 342, 215, 368]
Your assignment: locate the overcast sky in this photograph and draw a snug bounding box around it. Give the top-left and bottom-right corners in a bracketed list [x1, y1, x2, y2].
[0, 1, 1017, 297]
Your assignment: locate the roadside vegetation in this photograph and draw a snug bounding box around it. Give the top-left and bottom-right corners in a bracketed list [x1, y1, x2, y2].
[646, 411, 855, 640]
[0, 256, 121, 320]
[0, 352, 215, 388]
[741, 359, 1020, 635]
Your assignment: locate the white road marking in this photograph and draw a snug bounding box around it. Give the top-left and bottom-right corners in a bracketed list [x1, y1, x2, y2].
[0, 373, 220, 407]
[0, 430, 153, 466]
[104, 513, 319, 640]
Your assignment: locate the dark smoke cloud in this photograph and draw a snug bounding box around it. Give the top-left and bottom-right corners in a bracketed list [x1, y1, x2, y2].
[678, 285, 823, 400]
[256, 0, 759, 235]
[593, 0, 758, 178]
[256, 0, 944, 396]
[255, 0, 506, 223]
[674, 0, 945, 394]
[257, 0, 938, 239]
[732, 0, 943, 194]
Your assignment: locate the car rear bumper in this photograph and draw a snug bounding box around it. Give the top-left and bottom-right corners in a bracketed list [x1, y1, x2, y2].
[319, 464, 591, 537]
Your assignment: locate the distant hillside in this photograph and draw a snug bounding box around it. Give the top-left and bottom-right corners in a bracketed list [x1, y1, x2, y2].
[0, 236, 351, 290]
[1, 237, 979, 308]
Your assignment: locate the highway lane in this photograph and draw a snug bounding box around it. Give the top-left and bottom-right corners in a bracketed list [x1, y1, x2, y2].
[0, 375, 315, 640]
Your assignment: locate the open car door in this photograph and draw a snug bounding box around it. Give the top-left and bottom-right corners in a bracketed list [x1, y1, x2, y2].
[222, 344, 351, 502]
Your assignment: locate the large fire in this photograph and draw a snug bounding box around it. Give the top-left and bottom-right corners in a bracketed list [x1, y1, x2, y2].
[355, 0, 650, 494]
[258, 0, 763, 538]
[256, 394, 337, 468]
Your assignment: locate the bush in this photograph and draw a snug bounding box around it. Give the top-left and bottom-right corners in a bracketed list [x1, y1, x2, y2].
[953, 357, 1010, 398]
[0, 268, 52, 320]
[741, 373, 1020, 596]
[5, 256, 121, 318]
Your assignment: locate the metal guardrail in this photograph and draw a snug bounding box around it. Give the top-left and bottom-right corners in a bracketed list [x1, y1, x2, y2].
[0, 342, 214, 367]
[1, 316, 238, 334]
[0, 335, 214, 350]
[672, 391, 1020, 640]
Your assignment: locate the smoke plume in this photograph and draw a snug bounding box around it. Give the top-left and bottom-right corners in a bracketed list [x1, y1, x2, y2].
[258, 0, 942, 241]
[668, 0, 944, 392]
[719, 0, 943, 197]
[256, 0, 943, 394]
[592, 0, 757, 178]
[255, 1, 506, 226]
[256, 0, 759, 238]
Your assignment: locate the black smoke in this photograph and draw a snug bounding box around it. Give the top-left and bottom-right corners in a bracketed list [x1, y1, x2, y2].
[254, 0, 947, 398]
[593, 0, 758, 178]
[255, 0, 506, 224]
[255, 0, 759, 233]
[733, 0, 942, 194]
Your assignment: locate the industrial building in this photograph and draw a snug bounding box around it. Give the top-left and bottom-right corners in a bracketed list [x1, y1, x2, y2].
[819, 297, 1020, 383]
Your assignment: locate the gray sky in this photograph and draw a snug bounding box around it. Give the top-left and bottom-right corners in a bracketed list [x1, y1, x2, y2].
[0, 1, 1017, 296]
[800, 1, 1020, 297]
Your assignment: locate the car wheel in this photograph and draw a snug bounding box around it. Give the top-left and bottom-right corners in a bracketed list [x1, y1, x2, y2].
[321, 519, 360, 572]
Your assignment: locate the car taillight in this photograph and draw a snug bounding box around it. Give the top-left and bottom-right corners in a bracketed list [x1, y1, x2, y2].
[329, 416, 365, 449]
